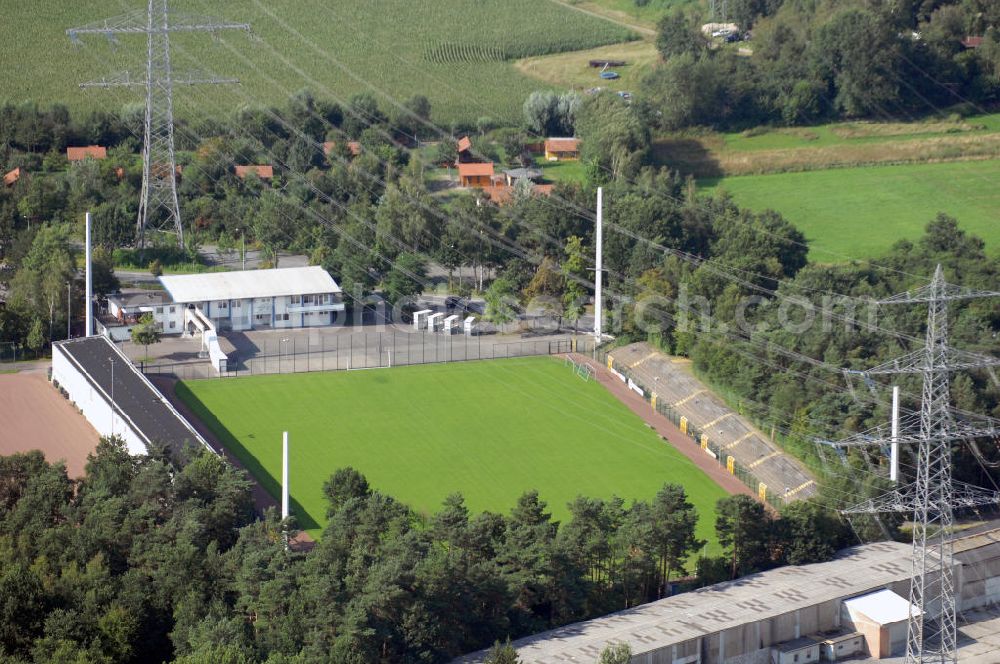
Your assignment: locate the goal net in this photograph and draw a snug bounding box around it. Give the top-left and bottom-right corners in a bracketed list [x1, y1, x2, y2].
[564, 356, 596, 382]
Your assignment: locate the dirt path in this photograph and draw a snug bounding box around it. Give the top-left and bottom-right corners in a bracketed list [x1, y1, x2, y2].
[150, 376, 314, 548]
[548, 0, 657, 37]
[569, 354, 757, 501]
[0, 370, 99, 477]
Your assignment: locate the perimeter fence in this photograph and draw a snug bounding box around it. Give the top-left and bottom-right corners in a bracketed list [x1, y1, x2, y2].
[141, 332, 595, 381]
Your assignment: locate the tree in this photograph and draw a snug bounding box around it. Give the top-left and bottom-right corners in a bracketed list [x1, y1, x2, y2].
[715, 495, 773, 579]
[382, 252, 426, 304]
[483, 638, 521, 664]
[25, 317, 45, 353]
[575, 94, 649, 181]
[130, 312, 161, 361]
[251, 190, 293, 269]
[650, 484, 702, 593]
[598, 641, 632, 664]
[561, 236, 588, 333]
[808, 9, 902, 117]
[484, 276, 519, 332]
[655, 9, 707, 60]
[322, 467, 371, 516]
[7, 223, 75, 346]
[90, 246, 120, 296]
[780, 501, 849, 565]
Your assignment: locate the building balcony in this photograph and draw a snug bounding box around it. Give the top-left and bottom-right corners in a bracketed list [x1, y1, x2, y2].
[286, 302, 345, 313]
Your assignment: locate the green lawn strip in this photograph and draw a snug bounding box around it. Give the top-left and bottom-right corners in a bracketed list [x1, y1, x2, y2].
[719, 113, 1000, 152]
[178, 357, 727, 552]
[699, 159, 1000, 261]
[538, 157, 589, 183]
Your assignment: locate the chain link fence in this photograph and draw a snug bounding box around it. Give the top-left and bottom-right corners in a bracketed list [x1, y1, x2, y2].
[597, 346, 785, 509]
[142, 332, 596, 381]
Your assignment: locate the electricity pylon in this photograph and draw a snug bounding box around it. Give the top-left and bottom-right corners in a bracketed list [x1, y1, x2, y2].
[68, 0, 250, 248]
[830, 265, 1000, 663]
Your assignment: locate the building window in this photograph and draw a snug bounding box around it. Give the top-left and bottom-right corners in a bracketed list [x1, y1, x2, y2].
[231, 300, 241, 309]
[793, 656, 798, 663]
[218, 301, 228, 309]
[303, 294, 315, 305]
[289, 295, 301, 305]
[169, 321, 176, 329]
[156, 307, 163, 314]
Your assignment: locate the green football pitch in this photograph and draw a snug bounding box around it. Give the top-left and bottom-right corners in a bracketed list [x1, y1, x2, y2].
[176, 357, 728, 547]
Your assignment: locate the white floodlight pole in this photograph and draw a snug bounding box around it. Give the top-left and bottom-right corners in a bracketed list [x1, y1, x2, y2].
[890, 385, 900, 482]
[281, 431, 289, 520]
[593, 187, 603, 343]
[85, 212, 93, 337]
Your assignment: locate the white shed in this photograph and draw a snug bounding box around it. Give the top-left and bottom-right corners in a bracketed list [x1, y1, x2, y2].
[842, 589, 919, 659]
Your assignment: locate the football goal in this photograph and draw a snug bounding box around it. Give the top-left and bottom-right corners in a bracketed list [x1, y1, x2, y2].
[564, 355, 597, 382]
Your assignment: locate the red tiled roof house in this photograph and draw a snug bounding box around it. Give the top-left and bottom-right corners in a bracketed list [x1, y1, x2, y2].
[457, 162, 494, 188]
[66, 145, 107, 161]
[235, 165, 274, 180]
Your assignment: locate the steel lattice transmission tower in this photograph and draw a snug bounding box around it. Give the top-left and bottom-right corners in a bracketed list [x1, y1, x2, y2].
[829, 265, 1000, 663]
[68, 0, 250, 248]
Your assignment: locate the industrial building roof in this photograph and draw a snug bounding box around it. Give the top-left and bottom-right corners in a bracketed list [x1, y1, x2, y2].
[54, 336, 209, 457]
[842, 589, 919, 625]
[159, 266, 340, 304]
[455, 540, 913, 663]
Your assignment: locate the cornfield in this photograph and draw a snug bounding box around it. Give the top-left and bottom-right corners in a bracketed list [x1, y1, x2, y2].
[0, 0, 634, 125]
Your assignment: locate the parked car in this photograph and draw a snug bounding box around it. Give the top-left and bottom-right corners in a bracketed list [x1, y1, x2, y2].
[445, 296, 471, 312]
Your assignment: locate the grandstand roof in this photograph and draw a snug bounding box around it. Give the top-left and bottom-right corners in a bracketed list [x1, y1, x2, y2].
[54, 336, 208, 456]
[455, 540, 912, 663]
[159, 266, 340, 304]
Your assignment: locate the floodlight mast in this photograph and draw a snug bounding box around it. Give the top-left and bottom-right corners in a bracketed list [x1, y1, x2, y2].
[593, 187, 603, 343]
[829, 265, 1000, 663]
[68, 0, 250, 249]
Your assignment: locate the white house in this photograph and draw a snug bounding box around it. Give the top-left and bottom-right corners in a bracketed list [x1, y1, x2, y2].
[158, 266, 345, 334]
[100, 290, 185, 340]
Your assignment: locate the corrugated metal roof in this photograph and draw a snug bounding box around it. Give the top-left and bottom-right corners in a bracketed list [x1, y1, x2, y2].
[843, 589, 919, 625]
[159, 266, 340, 303]
[454, 541, 913, 663]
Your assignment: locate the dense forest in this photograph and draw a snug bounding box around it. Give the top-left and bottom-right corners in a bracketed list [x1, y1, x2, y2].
[0, 441, 847, 663]
[644, 0, 1000, 129]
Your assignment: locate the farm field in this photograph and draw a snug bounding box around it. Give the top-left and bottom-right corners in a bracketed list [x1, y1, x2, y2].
[0, 0, 632, 125]
[699, 159, 1000, 261]
[551, 0, 691, 31]
[176, 357, 729, 549]
[653, 113, 1000, 177]
[515, 39, 657, 95]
